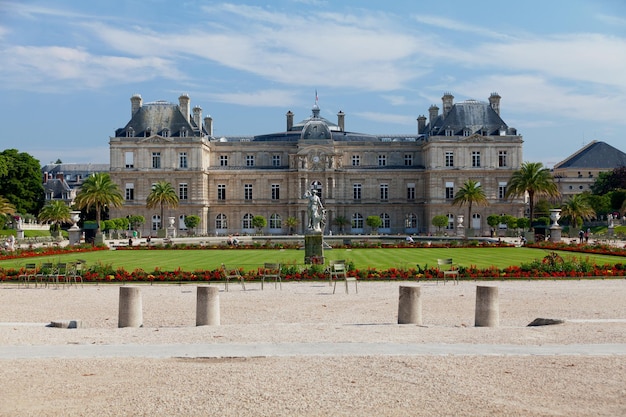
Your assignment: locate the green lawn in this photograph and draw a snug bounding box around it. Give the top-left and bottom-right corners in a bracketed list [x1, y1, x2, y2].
[1, 247, 624, 272]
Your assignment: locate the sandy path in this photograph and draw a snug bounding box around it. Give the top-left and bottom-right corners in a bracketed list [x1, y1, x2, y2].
[1, 280, 625, 416]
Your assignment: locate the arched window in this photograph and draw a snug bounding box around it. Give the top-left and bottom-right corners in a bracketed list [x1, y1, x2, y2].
[351, 213, 363, 231]
[216, 214, 227, 230]
[310, 180, 323, 200]
[405, 213, 417, 229]
[242, 213, 253, 230]
[380, 213, 390, 229]
[269, 213, 282, 230]
[151, 215, 161, 231]
[472, 213, 481, 230]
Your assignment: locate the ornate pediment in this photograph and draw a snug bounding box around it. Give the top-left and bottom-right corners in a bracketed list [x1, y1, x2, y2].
[138, 135, 174, 144]
[462, 134, 493, 142]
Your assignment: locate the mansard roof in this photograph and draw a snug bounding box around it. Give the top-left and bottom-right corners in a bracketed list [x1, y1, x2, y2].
[428, 99, 510, 136]
[553, 141, 626, 170]
[115, 100, 205, 138]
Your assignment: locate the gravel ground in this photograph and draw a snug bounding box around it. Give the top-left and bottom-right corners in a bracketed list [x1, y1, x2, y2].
[1, 280, 625, 416]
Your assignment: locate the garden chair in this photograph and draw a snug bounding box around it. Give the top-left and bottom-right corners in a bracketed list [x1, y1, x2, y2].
[221, 263, 246, 291]
[331, 262, 358, 294]
[67, 262, 84, 287]
[436, 258, 459, 285]
[52, 263, 69, 288]
[18, 263, 37, 288]
[260, 263, 282, 290]
[36, 263, 55, 288]
[326, 259, 345, 286]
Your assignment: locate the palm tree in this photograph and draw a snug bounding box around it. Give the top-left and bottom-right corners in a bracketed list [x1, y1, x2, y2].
[146, 181, 179, 232]
[561, 194, 596, 230]
[74, 173, 124, 234]
[0, 196, 16, 216]
[506, 162, 560, 228]
[333, 216, 350, 234]
[452, 179, 489, 233]
[38, 200, 71, 235]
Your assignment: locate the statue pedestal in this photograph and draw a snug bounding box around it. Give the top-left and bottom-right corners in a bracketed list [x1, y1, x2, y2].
[608, 227, 614, 237]
[68, 228, 81, 245]
[304, 233, 324, 264]
[549, 226, 562, 243]
[17, 229, 24, 239]
[167, 226, 176, 239]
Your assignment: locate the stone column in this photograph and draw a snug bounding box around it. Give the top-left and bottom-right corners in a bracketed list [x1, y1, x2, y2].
[196, 286, 220, 326]
[118, 286, 143, 328]
[475, 286, 499, 327]
[398, 286, 422, 325]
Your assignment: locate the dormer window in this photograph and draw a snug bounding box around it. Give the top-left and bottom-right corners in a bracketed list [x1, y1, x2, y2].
[162, 128, 170, 138]
[463, 128, 471, 137]
[445, 126, 453, 136]
[126, 127, 134, 138]
[180, 127, 187, 138]
[145, 127, 152, 137]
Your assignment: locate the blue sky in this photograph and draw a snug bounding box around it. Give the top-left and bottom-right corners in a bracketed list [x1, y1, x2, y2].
[1, 0, 625, 167]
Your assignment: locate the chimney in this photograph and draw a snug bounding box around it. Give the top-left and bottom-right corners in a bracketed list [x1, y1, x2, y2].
[43, 172, 48, 183]
[428, 105, 439, 126]
[286, 111, 294, 131]
[204, 116, 213, 136]
[489, 92, 501, 115]
[442, 92, 454, 118]
[417, 115, 427, 134]
[337, 110, 345, 132]
[193, 106, 202, 128]
[179, 93, 191, 121]
[130, 94, 142, 116]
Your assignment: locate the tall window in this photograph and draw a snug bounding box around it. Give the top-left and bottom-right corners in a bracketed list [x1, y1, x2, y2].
[498, 182, 507, 199]
[246, 155, 255, 167]
[152, 152, 161, 169]
[405, 213, 417, 229]
[407, 183, 415, 200]
[445, 151, 454, 167]
[272, 155, 281, 167]
[242, 213, 253, 229]
[179, 152, 188, 169]
[179, 183, 188, 200]
[271, 184, 280, 200]
[352, 155, 360, 166]
[380, 213, 390, 229]
[216, 213, 227, 229]
[353, 183, 362, 200]
[445, 182, 454, 199]
[378, 154, 387, 166]
[498, 151, 507, 167]
[152, 215, 161, 231]
[125, 183, 134, 201]
[217, 184, 226, 201]
[179, 215, 186, 230]
[269, 213, 281, 229]
[220, 155, 228, 167]
[446, 213, 454, 230]
[380, 184, 389, 201]
[244, 184, 253, 200]
[352, 213, 364, 229]
[472, 151, 481, 167]
[404, 154, 413, 166]
[125, 152, 134, 168]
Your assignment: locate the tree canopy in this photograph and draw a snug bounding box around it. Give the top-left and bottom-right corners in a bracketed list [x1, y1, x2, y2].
[74, 172, 124, 233]
[0, 149, 45, 215]
[561, 194, 596, 228]
[506, 162, 559, 224]
[38, 200, 71, 230]
[591, 166, 626, 195]
[146, 181, 179, 229]
[452, 179, 488, 229]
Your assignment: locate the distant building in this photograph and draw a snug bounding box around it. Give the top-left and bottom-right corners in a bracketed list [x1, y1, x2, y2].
[41, 163, 109, 205]
[109, 93, 525, 236]
[552, 141, 626, 199]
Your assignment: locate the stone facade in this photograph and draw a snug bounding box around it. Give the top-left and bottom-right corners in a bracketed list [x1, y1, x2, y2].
[109, 93, 525, 237]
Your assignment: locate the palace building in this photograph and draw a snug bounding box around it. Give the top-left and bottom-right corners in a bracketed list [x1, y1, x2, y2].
[109, 92, 525, 236]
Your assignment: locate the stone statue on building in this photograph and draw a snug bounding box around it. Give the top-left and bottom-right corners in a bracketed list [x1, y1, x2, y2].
[304, 190, 326, 232]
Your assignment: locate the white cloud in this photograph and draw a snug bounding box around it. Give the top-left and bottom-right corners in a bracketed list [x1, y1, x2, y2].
[207, 89, 299, 107]
[412, 15, 512, 40]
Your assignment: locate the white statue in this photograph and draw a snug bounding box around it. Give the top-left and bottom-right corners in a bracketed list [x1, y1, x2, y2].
[304, 190, 326, 232]
[608, 213, 614, 228]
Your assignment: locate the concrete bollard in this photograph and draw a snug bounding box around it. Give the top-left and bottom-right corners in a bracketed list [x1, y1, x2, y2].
[475, 285, 499, 327]
[196, 286, 220, 326]
[398, 286, 422, 325]
[118, 286, 143, 328]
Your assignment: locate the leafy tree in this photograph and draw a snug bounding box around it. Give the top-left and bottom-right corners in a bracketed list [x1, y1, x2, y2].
[516, 217, 530, 231]
[146, 181, 179, 231]
[501, 214, 518, 229]
[0, 149, 45, 215]
[609, 190, 626, 213]
[561, 194, 596, 228]
[128, 215, 145, 231]
[251, 215, 266, 234]
[506, 162, 559, 226]
[452, 179, 488, 231]
[487, 214, 501, 230]
[74, 172, 124, 234]
[0, 155, 9, 178]
[432, 215, 448, 232]
[38, 200, 71, 233]
[184, 215, 201, 234]
[285, 216, 298, 234]
[365, 215, 382, 233]
[333, 216, 350, 233]
[591, 166, 626, 195]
